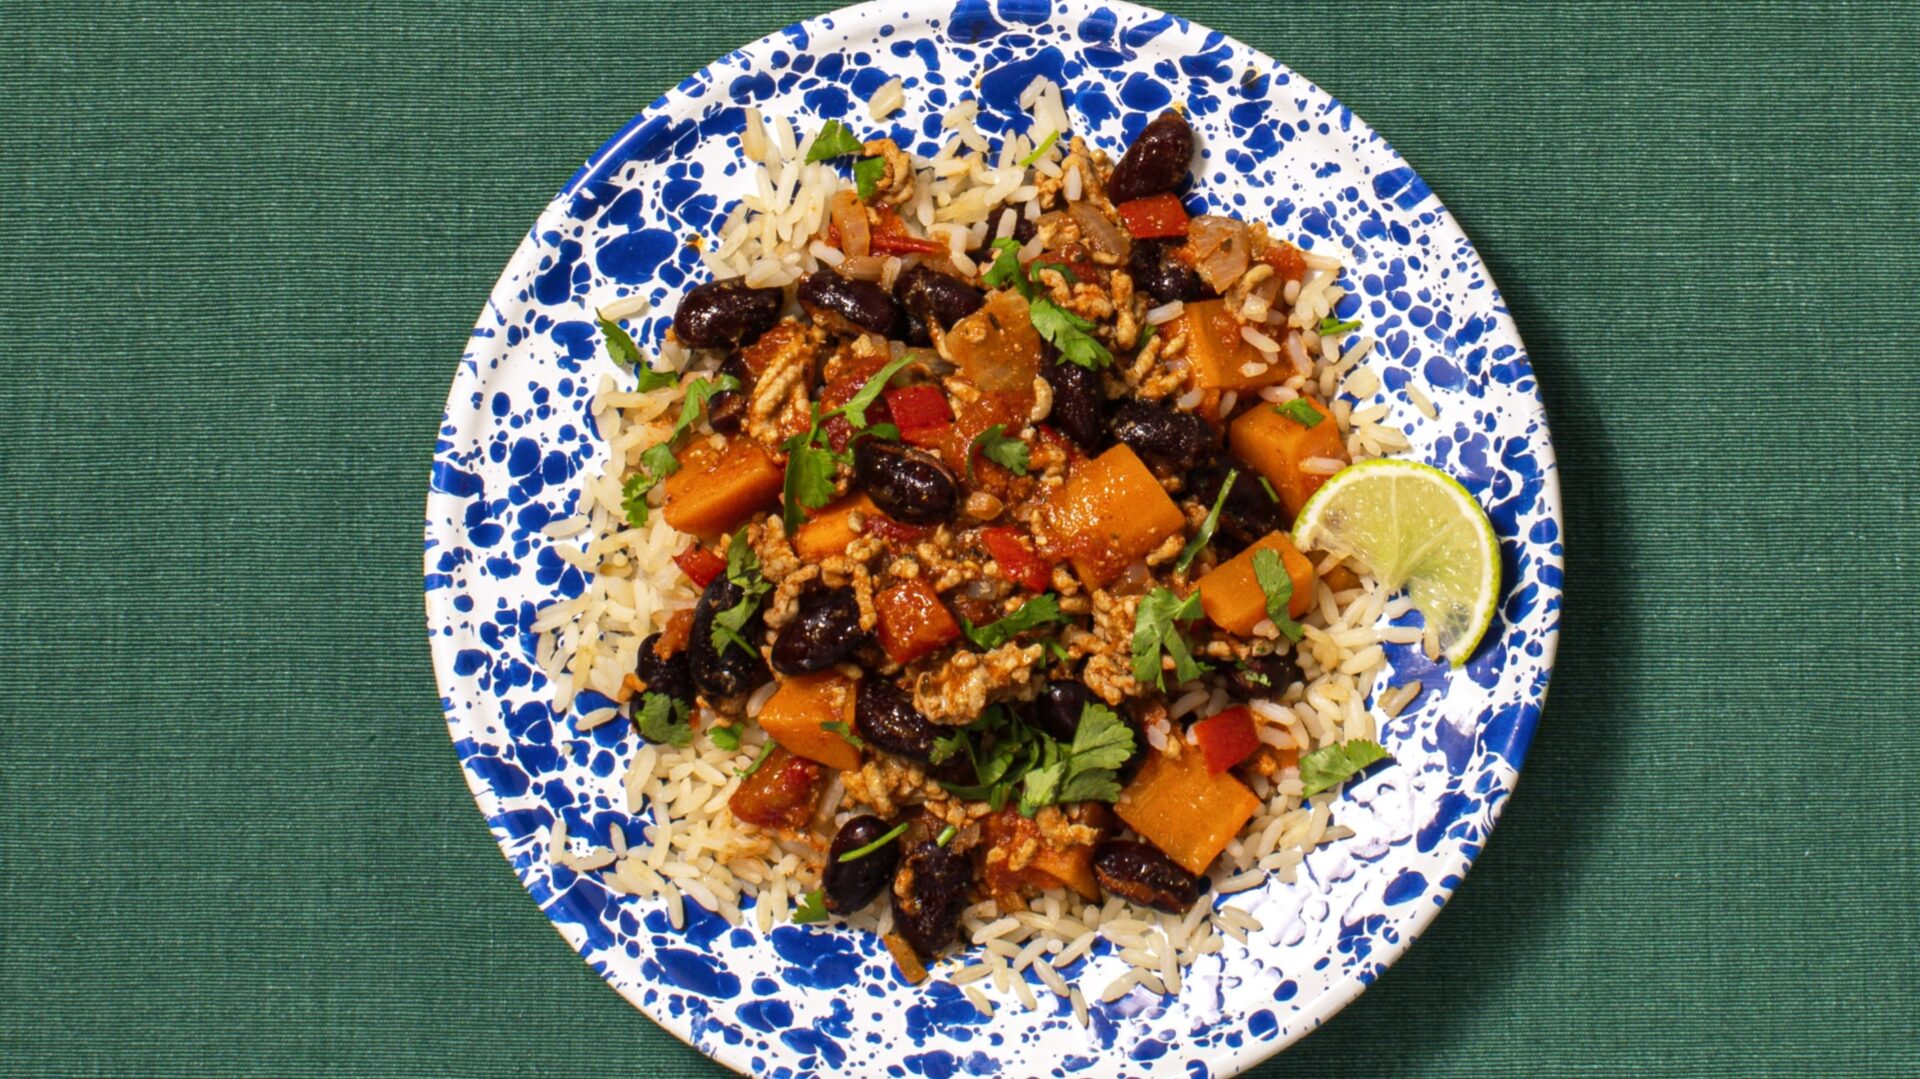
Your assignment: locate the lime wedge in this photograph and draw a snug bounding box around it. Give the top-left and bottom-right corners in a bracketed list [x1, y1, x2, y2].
[1290, 459, 1501, 667]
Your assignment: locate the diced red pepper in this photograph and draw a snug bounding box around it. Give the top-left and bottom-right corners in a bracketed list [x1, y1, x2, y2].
[1261, 241, 1309, 284]
[672, 544, 728, 588]
[884, 384, 954, 448]
[1117, 194, 1190, 240]
[869, 207, 945, 255]
[982, 526, 1054, 592]
[1191, 706, 1260, 775]
[865, 514, 928, 545]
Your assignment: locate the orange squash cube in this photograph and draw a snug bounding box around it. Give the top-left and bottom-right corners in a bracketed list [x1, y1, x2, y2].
[791, 492, 880, 561]
[660, 437, 784, 537]
[1114, 747, 1260, 875]
[873, 578, 961, 665]
[1173, 299, 1291, 392]
[1227, 397, 1348, 518]
[756, 672, 861, 772]
[1196, 531, 1314, 634]
[1048, 444, 1187, 588]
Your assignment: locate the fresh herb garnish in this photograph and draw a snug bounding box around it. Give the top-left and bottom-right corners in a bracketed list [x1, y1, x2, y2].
[936, 824, 958, 847]
[1018, 701, 1136, 815]
[837, 821, 910, 863]
[1130, 588, 1209, 690]
[1317, 315, 1363, 336]
[961, 593, 1065, 650]
[1176, 469, 1237, 574]
[780, 355, 918, 528]
[1030, 297, 1113, 369]
[709, 724, 741, 751]
[792, 888, 830, 923]
[710, 530, 772, 656]
[1257, 475, 1280, 503]
[1251, 548, 1305, 642]
[805, 120, 864, 162]
[821, 720, 865, 749]
[930, 727, 969, 765]
[1137, 321, 1158, 350]
[1235, 660, 1270, 688]
[853, 155, 887, 201]
[618, 373, 740, 525]
[598, 315, 678, 392]
[966, 423, 1030, 480]
[634, 691, 693, 747]
[981, 237, 1029, 296]
[1018, 129, 1060, 168]
[735, 740, 776, 778]
[1029, 259, 1077, 284]
[1297, 739, 1392, 796]
[1273, 398, 1325, 428]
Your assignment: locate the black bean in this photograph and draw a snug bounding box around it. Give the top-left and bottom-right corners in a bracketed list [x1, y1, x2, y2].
[891, 839, 972, 958]
[673, 279, 783, 349]
[688, 577, 770, 701]
[1188, 457, 1287, 556]
[854, 679, 974, 785]
[894, 265, 985, 331]
[1107, 109, 1195, 205]
[1027, 680, 1092, 744]
[1092, 840, 1200, 913]
[1127, 238, 1209, 305]
[770, 587, 863, 675]
[853, 438, 957, 525]
[633, 632, 695, 704]
[798, 267, 904, 337]
[1229, 650, 1304, 699]
[1042, 361, 1106, 451]
[1012, 215, 1038, 245]
[704, 353, 752, 436]
[1109, 399, 1215, 465]
[822, 815, 902, 914]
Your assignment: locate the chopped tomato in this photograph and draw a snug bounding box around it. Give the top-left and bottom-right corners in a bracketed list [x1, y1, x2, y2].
[873, 578, 961, 664]
[869, 207, 946, 255]
[672, 544, 727, 588]
[865, 515, 928, 544]
[1117, 193, 1190, 240]
[727, 747, 823, 831]
[884, 385, 953, 448]
[1191, 706, 1261, 775]
[982, 527, 1053, 592]
[1261, 241, 1309, 285]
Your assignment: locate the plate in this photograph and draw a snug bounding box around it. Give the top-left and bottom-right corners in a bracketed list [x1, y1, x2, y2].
[424, 2, 1562, 1075]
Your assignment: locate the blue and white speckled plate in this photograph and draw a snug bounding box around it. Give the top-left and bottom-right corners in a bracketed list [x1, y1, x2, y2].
[424, 2, 1562, 1075]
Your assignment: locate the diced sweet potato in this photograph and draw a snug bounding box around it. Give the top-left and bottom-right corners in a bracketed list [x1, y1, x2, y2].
[1173, 299, 1290, 392]
[1228, 398, 1348, 518]
[1028, 843, 1101, 901]
[980, 808, 1102, 908]
[792, 492, 880, 561]
[661, 437, 785, 537]
[1047, 444, 1187, 588]
[1115, 748, 1260, 875]
[1196, 530, 1314, 634]
[727, 746, 823, 831]
[756, 672, 861, 772]
[873, 578, 961, 664]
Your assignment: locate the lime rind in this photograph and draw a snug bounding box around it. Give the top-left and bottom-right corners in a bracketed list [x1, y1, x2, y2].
[1290, 459, 1501, 667]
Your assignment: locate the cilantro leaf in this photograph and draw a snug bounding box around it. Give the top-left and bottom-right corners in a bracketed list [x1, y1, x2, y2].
[1018, 129, 1059, 168]
[1130, 588, 1208, 690]
[981, 237, 1030, 297]
[792, 888, 830, 923]
[1297, 739, 1392, 796]
[821, 720, 865, 749]
[930, 728, 969, 765]
[1176, 469, 1237, 574]
[620, 472, 655, 527]
[709, 724, 740, 751]
[735, 741, 776, 778]
[598, 315, 677, 391]
[1273, 398, 1325, 428]
[1251, 548, 1305, 642]
[710, 530, 772, 655]
[1030, 297, 1112, 369]
[1317, 315, 1363, 336]
[853, 155, 887, 201]
[1029, 260, 1077, 284]
[828, 353, 915, 430]
[1019, 702, 1134, 814]
[967, 423, 1030, 480]
[780, 426, 841, 531]
[616, 373, 741, 524]
[805, 120, 864, 162]
[961, 593, 1064, 650]
[634, 692, 693, 747]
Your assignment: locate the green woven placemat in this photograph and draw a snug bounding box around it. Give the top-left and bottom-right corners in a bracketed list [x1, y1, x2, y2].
[3, 2, 1916, 1075]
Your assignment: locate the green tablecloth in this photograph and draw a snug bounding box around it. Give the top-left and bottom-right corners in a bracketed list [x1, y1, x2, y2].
[4, 2, 1916, 1075]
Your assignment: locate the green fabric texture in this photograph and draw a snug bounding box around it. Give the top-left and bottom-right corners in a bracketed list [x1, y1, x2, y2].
[3, 2, 1916, 1075]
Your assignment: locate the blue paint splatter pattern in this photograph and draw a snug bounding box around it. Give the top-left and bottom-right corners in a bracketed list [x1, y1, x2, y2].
[424, 2, 1562, 1076]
